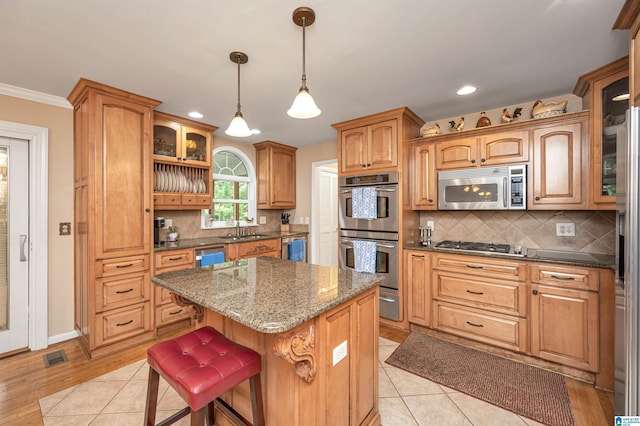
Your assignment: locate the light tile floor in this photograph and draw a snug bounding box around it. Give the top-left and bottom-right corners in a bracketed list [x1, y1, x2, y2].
[39, 337, 546, 425]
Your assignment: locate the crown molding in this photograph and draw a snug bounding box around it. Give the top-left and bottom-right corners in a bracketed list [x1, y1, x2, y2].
[0, 82, 72, 109]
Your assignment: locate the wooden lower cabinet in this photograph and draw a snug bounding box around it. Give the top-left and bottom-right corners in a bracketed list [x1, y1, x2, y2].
[226, 238, 281, 261]
[405, 250, 614, 387]
[406, 250, 431, 326]
[153, 248, 195, 328]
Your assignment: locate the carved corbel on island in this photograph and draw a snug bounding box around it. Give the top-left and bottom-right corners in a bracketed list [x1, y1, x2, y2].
[273, 325, 317, 383]
[170, 293, 203, 322]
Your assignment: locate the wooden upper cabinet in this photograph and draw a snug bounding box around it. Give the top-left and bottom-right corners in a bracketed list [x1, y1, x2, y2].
[435, 137, 477, 169]
[254, 141, 297, 209]
[340, 120, 398, 173]
[614, 2, 640, 106]
[436, 130, 528, 170]
[153, 112, 216, 167]
[530, 113, 589, 209]
[334, 107, 424, 176]
[411, 141, 436, 209]
[574, 56, 628, 210]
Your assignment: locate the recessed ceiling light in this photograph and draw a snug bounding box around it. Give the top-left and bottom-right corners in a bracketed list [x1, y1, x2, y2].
[188, 111, 203, 119]
[456, 85, 477, 96]
[613, 93, 630, 101]
[251, 129, 261, 135]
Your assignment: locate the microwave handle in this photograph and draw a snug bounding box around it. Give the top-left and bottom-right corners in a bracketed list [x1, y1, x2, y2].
[503, 177, 508, 208]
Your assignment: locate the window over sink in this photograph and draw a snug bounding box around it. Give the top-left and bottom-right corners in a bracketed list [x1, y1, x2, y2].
[201, 147, 256, 229]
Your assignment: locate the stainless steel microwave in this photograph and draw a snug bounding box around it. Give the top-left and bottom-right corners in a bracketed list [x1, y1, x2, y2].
[438, 165, 526, 210]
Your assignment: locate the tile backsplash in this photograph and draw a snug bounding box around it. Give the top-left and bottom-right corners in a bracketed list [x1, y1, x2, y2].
[419, 210, 616, 255]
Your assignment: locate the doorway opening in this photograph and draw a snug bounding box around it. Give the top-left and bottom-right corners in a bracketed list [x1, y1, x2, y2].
[311, 160, 338, 266]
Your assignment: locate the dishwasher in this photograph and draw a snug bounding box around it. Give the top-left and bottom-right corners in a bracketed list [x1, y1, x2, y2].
[195, 245, 226, 267]
[282, 236, 307, 262]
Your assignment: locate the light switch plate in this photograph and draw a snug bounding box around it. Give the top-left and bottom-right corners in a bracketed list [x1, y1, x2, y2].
[333, 340, 348, 366]
[164, 218, 172, 228]
[259, 216, 267, 225]
[427, 220, 434, 230]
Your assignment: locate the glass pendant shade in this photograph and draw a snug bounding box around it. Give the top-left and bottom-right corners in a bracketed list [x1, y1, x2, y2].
[287, 86, 321, 118]
[225, 112, 252, 137]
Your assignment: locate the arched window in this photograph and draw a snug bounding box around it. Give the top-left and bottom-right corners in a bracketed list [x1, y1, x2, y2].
[201, 147, 256, 229]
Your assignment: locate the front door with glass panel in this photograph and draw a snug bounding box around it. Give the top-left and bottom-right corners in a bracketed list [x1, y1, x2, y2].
[0, 137, 29, 355]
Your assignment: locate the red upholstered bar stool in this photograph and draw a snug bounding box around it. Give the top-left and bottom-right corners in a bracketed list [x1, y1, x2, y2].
[144, 326, 265, 426]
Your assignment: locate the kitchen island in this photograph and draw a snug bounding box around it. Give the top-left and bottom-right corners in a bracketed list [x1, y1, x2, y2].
[151, 257, 383, 426]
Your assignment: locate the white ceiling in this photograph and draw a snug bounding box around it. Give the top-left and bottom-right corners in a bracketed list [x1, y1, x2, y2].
[0, 0, 629, 147]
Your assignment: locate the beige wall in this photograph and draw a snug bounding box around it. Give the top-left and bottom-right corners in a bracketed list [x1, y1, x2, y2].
[0, 94, 74, 339]
[293, 140, 338, 221]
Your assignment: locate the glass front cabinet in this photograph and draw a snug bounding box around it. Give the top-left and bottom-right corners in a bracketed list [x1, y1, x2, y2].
[153, 112, 213, 167]
[574, 56, 629, 209]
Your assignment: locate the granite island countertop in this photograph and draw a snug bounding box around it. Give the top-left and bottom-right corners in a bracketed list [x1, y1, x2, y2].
[151, 256, 383, 333]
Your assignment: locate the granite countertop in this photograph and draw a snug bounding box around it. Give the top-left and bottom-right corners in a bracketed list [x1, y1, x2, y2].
[404, 243, 616, 270]
[154, 231, 308, 252]
[151, 257, 383, 333]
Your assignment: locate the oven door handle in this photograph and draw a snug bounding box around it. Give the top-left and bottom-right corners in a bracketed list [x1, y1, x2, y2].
[340, 240, 395, 249]
[503, 177, 508, 208]
[376, 243, 396, 249]
[375, 187, 396, 192]
[340, 189, 352, 194]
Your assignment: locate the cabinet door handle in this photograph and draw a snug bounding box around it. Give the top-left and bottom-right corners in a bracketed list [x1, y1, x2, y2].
[412, 254, 425, 258]
[466, 264, 483, 269]
[532, 289, 539, 295]
[145, 208, 151, 212]
[116, 320, 133, 327]
[481, 158, 486, 163]
[428, 198, 433, 202]
[535, 196, 541, 201]
[20, 235, 27, 262]
[549, 275, 575, 281]
[116, 288, 134, 294]
[466, 321, 484, 328]
[470, 159, 476, 164]
[116, 263, 133, 269]
[466, 289, 484, 295]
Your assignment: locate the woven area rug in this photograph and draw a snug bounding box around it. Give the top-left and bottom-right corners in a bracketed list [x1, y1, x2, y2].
[385, 332, 575, 426]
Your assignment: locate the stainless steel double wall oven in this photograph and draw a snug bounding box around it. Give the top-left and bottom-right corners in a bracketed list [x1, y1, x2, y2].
[338, 172, 400, 320]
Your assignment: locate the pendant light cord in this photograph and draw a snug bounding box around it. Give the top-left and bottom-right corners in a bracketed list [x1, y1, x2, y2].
[301, 16, 307, 89]
[236, 58, 242, 113]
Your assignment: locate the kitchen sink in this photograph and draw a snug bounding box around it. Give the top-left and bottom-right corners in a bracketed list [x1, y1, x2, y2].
[528, 249, 599, 262]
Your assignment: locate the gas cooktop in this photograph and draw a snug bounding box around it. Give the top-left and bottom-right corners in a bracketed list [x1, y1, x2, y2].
[435, 240, 511, 254]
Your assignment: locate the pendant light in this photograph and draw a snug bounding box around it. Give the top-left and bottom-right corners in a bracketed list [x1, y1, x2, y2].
[225, 51, 252, 137]
[287, 7, 321, 119]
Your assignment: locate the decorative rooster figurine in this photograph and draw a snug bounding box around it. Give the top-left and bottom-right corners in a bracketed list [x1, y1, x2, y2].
[502, 107, 522, 123]
[449, 117, 464, 131]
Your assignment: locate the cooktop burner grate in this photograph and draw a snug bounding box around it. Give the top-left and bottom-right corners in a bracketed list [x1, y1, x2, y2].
[435, 240, 510, 253]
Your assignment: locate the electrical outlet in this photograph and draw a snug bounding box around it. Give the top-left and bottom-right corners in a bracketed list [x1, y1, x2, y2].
[59, 222, 71, 236]
[164, 218, 172, 228]
[332, 340, 348, 366]
[259, 216, 267, 225]
[555, 222, 575, 237]
[427, 220, 435, 230]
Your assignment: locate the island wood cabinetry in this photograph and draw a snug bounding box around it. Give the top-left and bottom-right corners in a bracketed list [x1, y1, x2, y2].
[254, 141, 297, 209]
[68, 79, 160, 358]
[153, 249, 195, 328]
[574, 56, 629, 209]
[153, 112, 217, 210]
[529, 112, 589, 209]
[404, 249, 615, 389]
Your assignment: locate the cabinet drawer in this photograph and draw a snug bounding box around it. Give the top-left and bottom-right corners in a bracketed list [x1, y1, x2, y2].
[433, 253, 526, 281]
[161, 194, 182, 205]
[96, 271, 150, 312]
[236, 239, 281, 258]
[433, 301, 528, 352]
[196, 194, 211, 206]
[155, 286, 174, 305]
[530, 264, 598, 291]
[433, 272, 526, 316]
[94, 302, 152, 347]
[154, 249, 194, 271]
[95, 255, 149, 277]
[181, 194, 197, 205]
[155, 303, 192, 326]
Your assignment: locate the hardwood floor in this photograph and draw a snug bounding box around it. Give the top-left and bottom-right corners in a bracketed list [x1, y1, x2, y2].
[0, 323, 614, 425]
[0, 325, 188, 426]
[379, 324, 615, 426]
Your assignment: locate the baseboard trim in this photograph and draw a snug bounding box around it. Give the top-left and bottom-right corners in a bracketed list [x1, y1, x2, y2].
[48, 330, 80, 345]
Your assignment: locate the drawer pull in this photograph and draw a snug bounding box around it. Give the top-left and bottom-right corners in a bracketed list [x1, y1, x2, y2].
[116, 263, 133, 268]
[116, 320, 133, 327]
[466, 264, 483, 269]
[466, 290, 484, 295]
[466, 321, 484, 328]
[115, 288, 134, 294]
[549, 274, 575, 281]
[169, 256, 183, 261]
[169, 309, 183, 315]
